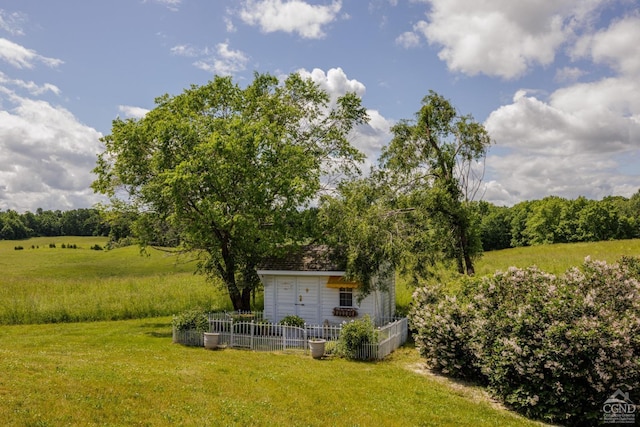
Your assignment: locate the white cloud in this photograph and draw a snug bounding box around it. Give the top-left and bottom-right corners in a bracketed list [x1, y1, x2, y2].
[0, 37, 64, 69]
[170, 44, 201, 57]
[171, 41, 249, 76]
[0, 10, 27, 36]
[297, 67, 391, 170]
[224, 16, 237, 33]
[0, 71, 60, 96]
[484, 75, 640, 205]
[554, 66, 587, 83]
[395, 30, 421, 49]
[145, 0, 182, 12]
[406, 0, 606, 79]
[0, 91, 105, 211]
[297, 67, 366, 99]
[118, 105, 149, 119]
[572, 14, 640, 77]
[193, 42, 249, 75]
[238, 0, 342, 39]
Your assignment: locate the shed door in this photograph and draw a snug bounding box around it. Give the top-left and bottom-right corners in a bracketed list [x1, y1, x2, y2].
[296, 277, 320, 324]
[275, 276, 320, 324]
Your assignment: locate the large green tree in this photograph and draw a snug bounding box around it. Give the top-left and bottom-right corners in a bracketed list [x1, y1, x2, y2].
[92, 73, 368, 310]
[380, 91, 491, 275]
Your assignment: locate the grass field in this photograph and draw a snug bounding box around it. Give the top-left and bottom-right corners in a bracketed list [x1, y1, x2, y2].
[0, 237, 233, 325]
[0, 317, 547, 427]
[476, 238, 640, 276]
[2, 237, 638, 425]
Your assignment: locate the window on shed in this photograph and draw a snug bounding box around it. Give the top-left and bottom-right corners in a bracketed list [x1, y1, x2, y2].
[339, 287, 353, 307]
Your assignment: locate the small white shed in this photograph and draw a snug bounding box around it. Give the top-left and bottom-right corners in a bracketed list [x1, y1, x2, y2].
[257, 245, 395, 326]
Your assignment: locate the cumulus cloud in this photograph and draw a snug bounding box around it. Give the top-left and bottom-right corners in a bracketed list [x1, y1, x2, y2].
[485, 77, 640, 204]
[402, 0, 605, 79]
[238, 0, 342, 39]
[572, 14, 640, 77]
[0, 37, 103, 211]
[118, 105, 149, 119]
[0, 91, 105, 211]
[297, 67, 392, 170]
[297, 67, 366, 98]
[0, 37, 64, 69]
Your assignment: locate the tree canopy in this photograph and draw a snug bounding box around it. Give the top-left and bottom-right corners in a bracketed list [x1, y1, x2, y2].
[318, 91, 491, 299]
[92, 72, 368, 311]
[380, 91, 491, 275]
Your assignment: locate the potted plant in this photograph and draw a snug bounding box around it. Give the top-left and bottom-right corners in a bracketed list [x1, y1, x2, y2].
[308, 338, 326, 359]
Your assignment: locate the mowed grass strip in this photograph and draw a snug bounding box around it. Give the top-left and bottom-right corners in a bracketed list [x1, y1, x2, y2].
[0, 237, 231, 325]
[0, 318, 547, 427]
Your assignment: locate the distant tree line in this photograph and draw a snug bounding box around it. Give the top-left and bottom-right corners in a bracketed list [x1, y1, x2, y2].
[0, 208, 109, 240]
[3, 192, 640, 251]
[477, 191, 640, 251]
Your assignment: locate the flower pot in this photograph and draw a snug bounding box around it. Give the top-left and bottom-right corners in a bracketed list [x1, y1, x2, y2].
[308, 339, 326, 359]
[203, 332, 220, 350]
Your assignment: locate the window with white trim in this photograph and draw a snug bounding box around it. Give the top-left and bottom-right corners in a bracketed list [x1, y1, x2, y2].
[339, 287, 353, 307]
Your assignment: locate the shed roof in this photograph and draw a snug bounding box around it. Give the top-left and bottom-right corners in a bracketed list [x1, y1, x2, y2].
[258, 245, 346, 272]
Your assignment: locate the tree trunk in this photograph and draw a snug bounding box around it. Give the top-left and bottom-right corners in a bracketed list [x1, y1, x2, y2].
[459, 227, 475, 276]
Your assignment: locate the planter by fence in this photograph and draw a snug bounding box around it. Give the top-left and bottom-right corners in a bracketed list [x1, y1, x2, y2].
[203, 332, 220, 349]
[308, 339, 326, 359]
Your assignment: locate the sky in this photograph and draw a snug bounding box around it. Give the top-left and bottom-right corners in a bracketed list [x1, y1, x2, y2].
[0, 0, 639, 212]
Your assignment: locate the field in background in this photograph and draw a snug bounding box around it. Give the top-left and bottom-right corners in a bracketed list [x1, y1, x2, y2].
[0, 237, 232, 325]
[476, 238, 640, 276]
[3, 237, 640, 324]
[394, 239, 640, 307]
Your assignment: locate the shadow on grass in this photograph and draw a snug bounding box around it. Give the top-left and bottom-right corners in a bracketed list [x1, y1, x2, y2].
[139, 321, 173, 338]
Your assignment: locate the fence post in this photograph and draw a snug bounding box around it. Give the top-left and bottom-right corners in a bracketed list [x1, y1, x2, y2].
[250, 320, 255, 350]
[230, 316, 234, 348]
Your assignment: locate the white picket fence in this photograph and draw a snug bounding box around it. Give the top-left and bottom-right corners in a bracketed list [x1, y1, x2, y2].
[172, 311, 408, 361]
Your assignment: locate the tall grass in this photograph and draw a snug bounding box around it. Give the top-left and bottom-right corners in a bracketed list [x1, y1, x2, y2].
[0, 237, 232, 325]
[476, 238, 640, 276]
[394, 239, 640, 304]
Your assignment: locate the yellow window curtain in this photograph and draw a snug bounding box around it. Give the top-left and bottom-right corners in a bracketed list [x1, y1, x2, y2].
[326, 276, 359, 289]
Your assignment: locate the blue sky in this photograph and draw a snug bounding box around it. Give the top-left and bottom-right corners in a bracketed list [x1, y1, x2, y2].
[0, 0, 639, 212]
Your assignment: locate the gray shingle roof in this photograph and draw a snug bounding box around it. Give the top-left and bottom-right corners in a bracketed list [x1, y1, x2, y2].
[258, 245, 346, 272]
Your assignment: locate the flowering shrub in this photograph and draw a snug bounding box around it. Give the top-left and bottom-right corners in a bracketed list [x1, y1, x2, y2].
[410, 285, 481, 380]
[172, 308, 209, 332]
[336, 315, 378, 360]
[409, 257, 640, 426]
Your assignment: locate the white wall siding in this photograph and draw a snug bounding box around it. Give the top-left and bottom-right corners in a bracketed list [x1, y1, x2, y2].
[263, 275, 276, 323]
[261, 269, 396, 326]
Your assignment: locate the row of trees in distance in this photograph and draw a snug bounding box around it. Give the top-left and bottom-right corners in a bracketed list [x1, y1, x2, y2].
[478, 193, 640, 251]
[0, 208, 108, 240]
[3, 192, 638, 251]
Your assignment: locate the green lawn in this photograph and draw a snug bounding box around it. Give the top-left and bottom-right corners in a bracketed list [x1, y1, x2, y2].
[0, 318, 547, 427]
